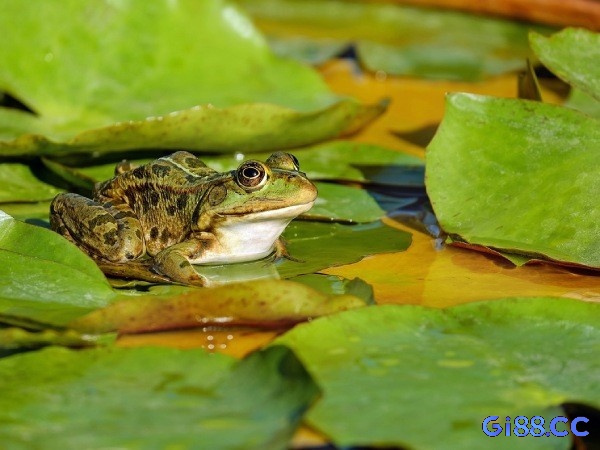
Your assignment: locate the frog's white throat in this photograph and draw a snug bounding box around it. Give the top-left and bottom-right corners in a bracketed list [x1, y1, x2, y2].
[192, 202, 314, 264]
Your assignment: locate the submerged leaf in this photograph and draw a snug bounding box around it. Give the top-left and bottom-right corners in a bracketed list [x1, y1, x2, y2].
[278, 220, 412, 278]
[426, 93, 600, 268]
[70, 279, 368, 334]
[237, 0, 549, 81]
[0, 0, 381, 156]
[277, 297, 600, 449]
[0, 345, 318, 449]
[0, 211, 115, 326]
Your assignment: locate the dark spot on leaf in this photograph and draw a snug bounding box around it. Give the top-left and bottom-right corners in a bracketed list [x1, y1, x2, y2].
[185, 174, 197, 183]
[161, 229, 170, 244]
[177, 196, 187, 210]
[125, 252, 135, 260]
[167, 205, 177, 216]
[179, 260, 188, 268]
[150, 227, 159, 240]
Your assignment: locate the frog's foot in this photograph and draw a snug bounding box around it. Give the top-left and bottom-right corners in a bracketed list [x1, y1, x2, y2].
[50, 193, 145, 262]
[274, 237, 304, 263]
[152, 242, 209, 287]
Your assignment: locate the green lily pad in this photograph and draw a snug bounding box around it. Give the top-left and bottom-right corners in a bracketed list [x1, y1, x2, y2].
[278, 220, 412, 278]
[0, 211, 116, 326]
[70, 279, 368, 334]
[0, 0, 381, 156]
[237, 0, 550, 81]
[530, 28, 600, 101]
[0, 163, 62, 202]
[426, 93, 600, 268]
[276, 297, 600, 449]
[0, 345, 318, 449]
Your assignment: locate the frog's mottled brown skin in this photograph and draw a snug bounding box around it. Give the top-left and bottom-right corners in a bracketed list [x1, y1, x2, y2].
[50, 151, 317, 286]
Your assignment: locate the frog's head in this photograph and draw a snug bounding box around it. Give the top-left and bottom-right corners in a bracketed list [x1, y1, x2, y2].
[196, 152, 317, 228]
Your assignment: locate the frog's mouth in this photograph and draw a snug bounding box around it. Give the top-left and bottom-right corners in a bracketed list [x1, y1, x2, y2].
[223, 201, 315, 221]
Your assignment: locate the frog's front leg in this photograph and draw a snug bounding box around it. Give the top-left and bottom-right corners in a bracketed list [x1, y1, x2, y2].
[152, 238, 211, 287]
[50, 193, 145, 262]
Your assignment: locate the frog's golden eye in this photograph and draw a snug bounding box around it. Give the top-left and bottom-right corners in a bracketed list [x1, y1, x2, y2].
[236, 161, 268, 190]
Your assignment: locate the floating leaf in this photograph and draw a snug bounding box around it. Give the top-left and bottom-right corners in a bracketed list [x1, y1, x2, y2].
[0, 327, 103, 351]
[0, 163, 62, 202]
[426, 93, 600, 268]
[71, 279, 368, 334]
[277, 297, 600, 449]
[278, 220, 412, 278]
[0, 211, 115, 326]
[530, 28, 600, 101]
[237, 0, 550, 81]
[0, 345, 318, 449]
[0, 0, 382, 156]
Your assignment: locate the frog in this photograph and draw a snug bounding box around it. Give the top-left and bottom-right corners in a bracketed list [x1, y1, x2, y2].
[50, 151, 317, 286]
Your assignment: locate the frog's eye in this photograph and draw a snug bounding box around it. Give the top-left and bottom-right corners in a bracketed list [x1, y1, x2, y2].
[236, 161, 268, 190]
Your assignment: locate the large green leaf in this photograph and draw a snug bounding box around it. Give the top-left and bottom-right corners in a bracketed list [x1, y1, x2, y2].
[277, 297, 600, 449]
[236, 0, 549, 81]
[0, 345, 318, 449]
[0, 0, 381, 156]
[0, 211, 116, 326]
[530, 28, 600, 101]
[426, 93, 600, 268]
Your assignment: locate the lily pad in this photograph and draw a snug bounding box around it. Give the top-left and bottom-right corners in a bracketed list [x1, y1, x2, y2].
[0, 163, 62, 202]
[0, 0, 381, 156]
[276, 297, 600, 449]
[530, 28, 600, 101]
[237, 0, 550, 81]
[426, 93, 600, 268]
[278, 220, 412, 278]
[0, 211, 116, 326]
[0, 345, 318, 449]
[70, 279, 368, 334]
